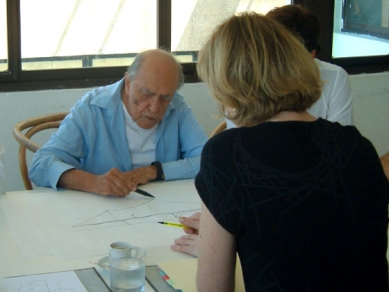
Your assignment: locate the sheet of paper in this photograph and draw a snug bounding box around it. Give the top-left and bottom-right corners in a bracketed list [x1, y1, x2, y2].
[158, 257, 245, 292]
[0, 180, 201, 261]
[0, 270, 87, 292]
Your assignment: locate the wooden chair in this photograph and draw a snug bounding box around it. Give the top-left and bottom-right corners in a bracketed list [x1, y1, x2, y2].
[209, 121, 227, 137]
[12, 112, 68, 190]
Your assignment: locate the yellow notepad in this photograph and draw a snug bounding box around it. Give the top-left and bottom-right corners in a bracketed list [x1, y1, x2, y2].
[158, 257, 245, 292]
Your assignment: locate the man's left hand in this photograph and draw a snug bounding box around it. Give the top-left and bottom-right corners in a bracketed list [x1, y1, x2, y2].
[124, 165, 158, 190]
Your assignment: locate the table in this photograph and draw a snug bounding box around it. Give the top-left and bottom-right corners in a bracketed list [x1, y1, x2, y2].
[0, 179, 200, 291]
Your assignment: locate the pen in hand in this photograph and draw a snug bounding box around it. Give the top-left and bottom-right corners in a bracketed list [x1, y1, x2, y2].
[158, 221, 189, 229]
[135, 188, 155, 198]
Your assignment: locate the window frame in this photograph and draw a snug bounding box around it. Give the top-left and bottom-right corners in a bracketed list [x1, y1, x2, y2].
[1, 0, 388, 93]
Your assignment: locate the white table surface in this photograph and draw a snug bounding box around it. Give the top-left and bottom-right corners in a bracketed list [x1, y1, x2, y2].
[0, 179, 200, 291]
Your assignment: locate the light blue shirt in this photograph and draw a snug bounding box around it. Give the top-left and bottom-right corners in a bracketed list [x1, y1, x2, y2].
[29, 78, 208, 190]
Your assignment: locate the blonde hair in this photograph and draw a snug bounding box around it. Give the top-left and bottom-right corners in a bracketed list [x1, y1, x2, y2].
[197, 12, 322, 126]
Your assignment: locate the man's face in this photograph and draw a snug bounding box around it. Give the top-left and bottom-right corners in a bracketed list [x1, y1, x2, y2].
[122, 56, 179, 129]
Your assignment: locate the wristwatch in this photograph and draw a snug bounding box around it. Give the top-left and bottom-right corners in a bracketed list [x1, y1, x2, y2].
[151, 161, 165, 181]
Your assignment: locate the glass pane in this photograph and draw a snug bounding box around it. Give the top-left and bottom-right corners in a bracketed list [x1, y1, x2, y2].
[333, 0, 389, 58]
[20, 0, 157, 71]
[172, 0, 291, 62]
[0, 0, 7, 72]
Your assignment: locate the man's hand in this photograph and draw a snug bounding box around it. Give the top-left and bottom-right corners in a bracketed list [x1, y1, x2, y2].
[124, 165, 158, 186]
[170, 212, 201, 257]
[58, 165, 157, 197]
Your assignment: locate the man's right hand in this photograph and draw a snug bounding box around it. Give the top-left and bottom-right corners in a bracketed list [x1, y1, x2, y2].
[58, 166, 156, 197]
[94, 168, 135, 196]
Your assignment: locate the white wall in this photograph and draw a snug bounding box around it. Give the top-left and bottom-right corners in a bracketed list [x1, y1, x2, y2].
[1, 73, 389, 192]
[350, 72, 389, 156]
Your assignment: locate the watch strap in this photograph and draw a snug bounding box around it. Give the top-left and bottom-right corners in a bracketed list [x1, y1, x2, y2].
[151, 161, 165, 181]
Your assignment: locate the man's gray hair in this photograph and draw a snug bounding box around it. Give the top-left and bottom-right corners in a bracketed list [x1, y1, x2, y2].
[127, 49, 185, 90]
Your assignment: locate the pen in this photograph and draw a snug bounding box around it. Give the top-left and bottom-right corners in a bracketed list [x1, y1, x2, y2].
[135, 188, 155, 198]
[158, 221, 189, 229]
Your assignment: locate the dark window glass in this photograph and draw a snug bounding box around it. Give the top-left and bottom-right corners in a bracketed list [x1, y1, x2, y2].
[342, 0, 389, 40]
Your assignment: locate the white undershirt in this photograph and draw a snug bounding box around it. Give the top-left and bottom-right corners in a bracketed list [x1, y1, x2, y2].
[122, 103, 157, 169]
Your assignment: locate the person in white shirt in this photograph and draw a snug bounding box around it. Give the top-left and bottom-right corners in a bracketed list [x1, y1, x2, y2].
[225, 4, 353, 129]
[266, 5, 389, 181]
[267, 4, 353, 125]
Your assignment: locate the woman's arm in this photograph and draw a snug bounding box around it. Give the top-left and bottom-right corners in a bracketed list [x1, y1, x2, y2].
[380, 152, 389, 181]
[196, 203, 236, 292]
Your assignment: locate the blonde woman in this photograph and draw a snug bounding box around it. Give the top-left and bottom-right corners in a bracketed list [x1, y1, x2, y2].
[194, 12, 388, 291]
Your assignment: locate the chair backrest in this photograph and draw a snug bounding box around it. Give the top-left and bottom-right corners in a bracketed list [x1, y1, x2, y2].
[12, 112, 68, 190]
[209, 121, 226, 138]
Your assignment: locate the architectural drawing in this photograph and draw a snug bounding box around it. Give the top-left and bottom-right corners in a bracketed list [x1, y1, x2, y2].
[72, 197, 201, 229]
[0, 180, 201, 260]
[0, 271, 87, 292]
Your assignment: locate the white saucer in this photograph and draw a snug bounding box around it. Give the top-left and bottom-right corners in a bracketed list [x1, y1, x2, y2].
[97, 256, 110, 270]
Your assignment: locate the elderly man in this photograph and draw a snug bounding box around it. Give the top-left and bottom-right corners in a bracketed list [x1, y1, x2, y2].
[29, 49, 208, 197]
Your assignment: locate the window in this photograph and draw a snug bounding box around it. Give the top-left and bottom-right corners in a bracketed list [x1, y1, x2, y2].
[1, 0, 291, 92]
[333, 0, 389, 58]
[171, 0, 290, 55]
[3, 0, 387, 92]
[0, 0, 7, 72]
[342, 0, 389, 41]
[20, 0, 157, 71]
[295, 0, 389, 73]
